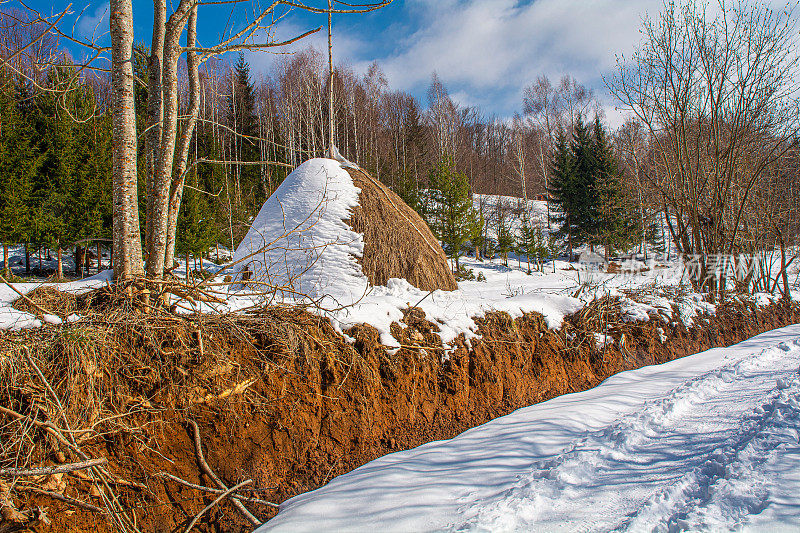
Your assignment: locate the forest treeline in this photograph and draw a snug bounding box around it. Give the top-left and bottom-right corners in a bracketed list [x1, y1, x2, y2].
[0, 7, 642, 276]
[2, 0, 800, 301]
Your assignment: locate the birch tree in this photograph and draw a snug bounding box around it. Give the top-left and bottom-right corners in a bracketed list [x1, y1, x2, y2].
[142, 0, 392, 279]
[110, 0, 144, 280]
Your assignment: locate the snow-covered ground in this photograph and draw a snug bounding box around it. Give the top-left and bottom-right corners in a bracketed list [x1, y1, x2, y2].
[0, 247, 788, 353]
[0, 158, 796, 352]
[0, 269, 112, 330]
[260, 324, 800, 532]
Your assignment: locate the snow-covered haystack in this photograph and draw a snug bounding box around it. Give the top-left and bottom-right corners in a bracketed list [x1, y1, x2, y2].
[344, 166, 457, 292]
[230, 158, 455, 305]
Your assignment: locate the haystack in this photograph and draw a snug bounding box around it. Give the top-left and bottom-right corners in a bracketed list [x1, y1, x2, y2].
[231, 158, 455, 304]
[345, 166, 457, 292]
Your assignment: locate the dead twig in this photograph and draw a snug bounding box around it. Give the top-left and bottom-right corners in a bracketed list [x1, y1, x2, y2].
[158, 472, 278, 507]
[183, 480, 252, 533]
[17, 486, 104, 514]
[0, 273, 59, 320]
[189, 420, 260, 526]
[0, 458, 107, 477]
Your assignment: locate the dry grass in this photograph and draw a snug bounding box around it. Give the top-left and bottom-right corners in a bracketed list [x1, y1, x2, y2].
[346, 167, 457, 292]
[0, 285, 369, 530]
[11, 286, 83, 317]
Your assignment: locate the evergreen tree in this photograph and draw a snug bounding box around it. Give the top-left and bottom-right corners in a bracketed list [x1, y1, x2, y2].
[32, 63, 112, 277]
[468, 208, 486, 261]
[547, 128, 577, 259]
[548, 115, 631, 260]
[177, 171, 217, 275]
[518, 213, 547, 273]
[591, 116, 637, 258]
[569, 115, 599, 247]
[495, 215, 514, 267]
[227, 54, 261, 217]
[395, 170, 423, 213]
[0, 89, 41, 275]
[428, 157, 477, 271]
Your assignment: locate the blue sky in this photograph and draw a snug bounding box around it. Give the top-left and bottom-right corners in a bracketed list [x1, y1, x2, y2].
[22, 0, 674, 123]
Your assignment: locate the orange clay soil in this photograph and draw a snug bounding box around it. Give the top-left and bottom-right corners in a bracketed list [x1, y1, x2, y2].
[2, 297, 798, 532]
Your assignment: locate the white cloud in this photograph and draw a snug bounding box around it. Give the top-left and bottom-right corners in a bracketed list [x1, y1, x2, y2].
[77, 4, 109, 39]
[242, 18, 367, 79]
[240, 0, 800, 121]
[379, 0, 662, 102]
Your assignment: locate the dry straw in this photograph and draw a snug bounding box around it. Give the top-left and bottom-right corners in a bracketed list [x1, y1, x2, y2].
[346, 167, 457, 292]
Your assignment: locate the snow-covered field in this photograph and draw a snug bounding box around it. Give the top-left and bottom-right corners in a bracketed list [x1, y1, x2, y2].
[260, 325, 800, 532]
[2, 158, 799, 530]
[0, 269, 112, 329]
[1, 158, 795, 351]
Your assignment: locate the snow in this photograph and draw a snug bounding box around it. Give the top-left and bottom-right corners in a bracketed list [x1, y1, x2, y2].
[593, 332, 613, 348]
[41, 314, 62, 325]
[259, 324, 800, 532]
[324, 275, 583, 353]
[229, 158, 367, 307]
[0, 269, 111, 330]
[1, 164, 798, 357]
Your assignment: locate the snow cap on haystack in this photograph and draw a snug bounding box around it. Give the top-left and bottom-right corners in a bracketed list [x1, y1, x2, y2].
[231, 157, 456, 305]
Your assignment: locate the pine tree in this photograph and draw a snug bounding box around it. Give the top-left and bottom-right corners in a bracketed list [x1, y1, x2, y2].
[0, 90, 41, 276]
[395, 169, 423, 213]
[569, 115, 599, 247]
[428, 157, 477, 271]
[228, 54, 261, 216]
[177, 171, 217, 276]
[495, 215, 514, 267]
[591, 116, 637, 258]
[547, 128, 576, 259]
[468, 208, 486, 261]
[518, 213, 547, 273]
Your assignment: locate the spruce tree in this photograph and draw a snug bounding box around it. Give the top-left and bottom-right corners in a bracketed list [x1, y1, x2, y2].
[569, 115, 599, 247]
[428, 157, 477, 271]
[468, 208, 486, 261]
[0, 90, 40, 275]
[591, 116, 637, 258]
[178, 172, 217, 275]
[495, 215, 514, 267]
[518, 213, 547, 273]
[547, 128, 577, 259]
[228, 54, 261, 216]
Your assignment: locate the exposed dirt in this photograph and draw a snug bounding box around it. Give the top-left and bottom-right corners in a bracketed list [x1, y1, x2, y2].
[1, 296, 798, 533]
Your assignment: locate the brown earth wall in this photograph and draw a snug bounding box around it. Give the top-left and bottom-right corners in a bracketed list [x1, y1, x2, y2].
[3, 299, 799, 532]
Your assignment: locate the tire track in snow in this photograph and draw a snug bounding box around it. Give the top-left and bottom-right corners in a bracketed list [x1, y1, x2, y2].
[451, 340, 800, 532]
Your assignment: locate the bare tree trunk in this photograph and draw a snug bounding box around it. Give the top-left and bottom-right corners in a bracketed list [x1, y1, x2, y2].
[327, 0, 334, 155]
[165, 4, 200, 270]
[1, 243, 7, 275]
[56, 247, 63, 280]
[146, 0, 192, 279]
[110, 0, 144, 281]
[145, 0, 166, 259]
[75, 246, 83, 276]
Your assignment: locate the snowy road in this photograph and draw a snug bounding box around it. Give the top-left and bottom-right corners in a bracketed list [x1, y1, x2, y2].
[259, 325, 800, 532]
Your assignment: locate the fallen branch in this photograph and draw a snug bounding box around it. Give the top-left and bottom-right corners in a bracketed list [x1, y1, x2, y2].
[189, 420, 260, 526]
[0, 458, 107, 477]
[69, 470, 148, 490]
[0, 405, 78, 452]
[183, 480, 252, 533]
[158, 472, 278, 507]
[18, 486, 104, 514]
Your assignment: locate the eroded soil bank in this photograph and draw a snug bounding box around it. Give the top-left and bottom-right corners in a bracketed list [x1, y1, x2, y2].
[1, 294, 797, 532]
